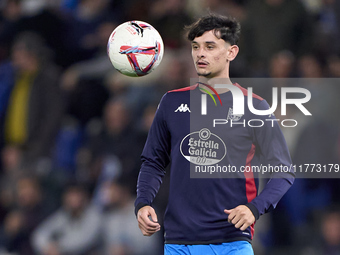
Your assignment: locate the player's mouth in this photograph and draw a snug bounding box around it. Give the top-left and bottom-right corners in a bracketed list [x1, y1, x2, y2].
[196, 60, 208, 68]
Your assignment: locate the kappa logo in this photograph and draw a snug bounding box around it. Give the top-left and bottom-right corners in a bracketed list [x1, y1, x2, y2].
[175, 104, 191, 113]
[227, 108, 243, 121]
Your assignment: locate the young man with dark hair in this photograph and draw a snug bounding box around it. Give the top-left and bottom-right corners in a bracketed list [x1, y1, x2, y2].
[135, 13, 295, 254]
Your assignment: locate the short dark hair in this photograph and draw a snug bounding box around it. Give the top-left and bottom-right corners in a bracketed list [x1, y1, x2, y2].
[186, 13, 241, 45]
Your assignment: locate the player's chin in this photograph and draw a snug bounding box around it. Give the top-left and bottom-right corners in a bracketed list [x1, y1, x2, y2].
[197, 71, 212, 77]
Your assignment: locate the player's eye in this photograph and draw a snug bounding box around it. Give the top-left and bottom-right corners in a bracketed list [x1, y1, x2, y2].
[192, 45, 199, 50]
[207, 45, 214, 50]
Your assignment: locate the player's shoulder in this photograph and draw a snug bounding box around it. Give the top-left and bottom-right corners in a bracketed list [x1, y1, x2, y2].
[158, 85, 197, 110]
[161, 84, 198, 103]
[234, 83, 264, 102]
[167, 84, 198, 94]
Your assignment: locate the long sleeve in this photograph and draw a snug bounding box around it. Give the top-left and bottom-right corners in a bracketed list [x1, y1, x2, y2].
[132, 84, 296, 243]
[32, 207, 102, 255]
[134, 94, 171, 214]
[57, 207, 101, 254]
[248, 99, 295, 219]
[32, 211, 66, 254]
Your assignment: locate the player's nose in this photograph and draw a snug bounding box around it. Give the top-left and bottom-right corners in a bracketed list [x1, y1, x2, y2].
[196, 48, 205, 58]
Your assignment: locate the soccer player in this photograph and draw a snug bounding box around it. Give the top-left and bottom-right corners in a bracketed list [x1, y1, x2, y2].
[134, 13, 295, 255]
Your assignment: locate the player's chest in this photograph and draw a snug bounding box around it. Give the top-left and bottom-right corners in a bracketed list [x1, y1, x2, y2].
[167, 100, 254, 148]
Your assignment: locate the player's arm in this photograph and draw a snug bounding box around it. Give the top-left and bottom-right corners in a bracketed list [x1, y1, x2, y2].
[134, 94, 171, 236]
[225, 99, 295, 229]
[246, 99, 295, 219]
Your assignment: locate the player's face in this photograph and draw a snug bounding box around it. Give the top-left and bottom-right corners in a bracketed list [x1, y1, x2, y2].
[191, 30, 236, 78]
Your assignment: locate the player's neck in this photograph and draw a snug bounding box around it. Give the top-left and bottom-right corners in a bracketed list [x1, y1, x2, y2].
[198, 76, 233, 94]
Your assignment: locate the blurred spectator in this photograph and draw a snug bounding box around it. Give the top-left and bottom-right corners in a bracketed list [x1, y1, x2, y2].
[272, 118, 340, 250]
[149, 0, 192, 48]
[101, 176, 161, 255]
[241, 0, 313, 74]
[0, 32, 64, 168]
[59, 0, 80, 13]
[187, 0, 247, 21]
[104, 71, 132, 98]
[52, 117, 85, 176]
[327, 55, 340, 77]
[63, 78, 109, 126]
[91, 154, 122, 211]
[0, 146, 24, 223]
[136, 103, 158, 139]
[32, 183, 101, 255]
[268, 50, 295, 78]
[62, 0, 119, 65]
[78, 98, 141, 193]
[119, 0, 152, 22]
[298, 68, 339, 120]
[297, 54, 324, 78]
[0, 177, 49, 255]
[0, 0, 21, 61]
[0, 0, 68, 66]
[59, 20, 114, 125]
[301, 207, 340, 255]
[60, 21, 117, 92]
[313, 0, 340, 57]
[1, 145, 22, 174]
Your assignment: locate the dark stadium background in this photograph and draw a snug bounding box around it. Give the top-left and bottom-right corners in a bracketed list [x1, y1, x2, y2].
[0, 0, 340, 254]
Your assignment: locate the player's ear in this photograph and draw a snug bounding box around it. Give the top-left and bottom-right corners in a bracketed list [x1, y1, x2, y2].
[226, 45, 239, 62]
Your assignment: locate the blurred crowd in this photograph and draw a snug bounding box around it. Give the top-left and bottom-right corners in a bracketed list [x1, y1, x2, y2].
[0, 0, 340, 254]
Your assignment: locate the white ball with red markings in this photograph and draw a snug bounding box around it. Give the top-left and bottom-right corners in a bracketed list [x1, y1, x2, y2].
[107, 21, 164, 77]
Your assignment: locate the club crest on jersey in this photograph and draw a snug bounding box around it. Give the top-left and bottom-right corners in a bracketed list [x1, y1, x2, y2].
[227, 108, 243, 122]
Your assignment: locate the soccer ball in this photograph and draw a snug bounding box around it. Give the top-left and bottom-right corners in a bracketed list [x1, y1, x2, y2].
[107, 21, 164, 77]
